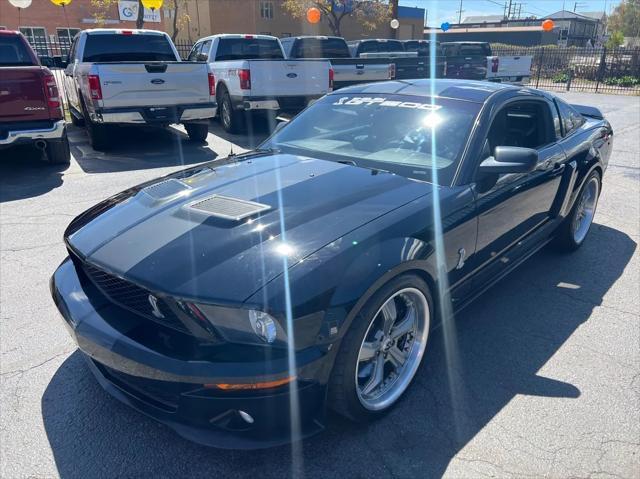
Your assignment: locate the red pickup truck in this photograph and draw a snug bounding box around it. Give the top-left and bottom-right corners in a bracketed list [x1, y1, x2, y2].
[0, 30, 70, 165]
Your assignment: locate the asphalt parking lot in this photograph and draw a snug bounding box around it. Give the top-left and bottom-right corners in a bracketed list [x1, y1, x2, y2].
[1, 92, 638, 479]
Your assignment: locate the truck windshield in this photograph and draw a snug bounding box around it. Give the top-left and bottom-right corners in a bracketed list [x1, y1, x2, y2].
[264, 94, 480, 185]
[0, 35, 35, 66]
[82, 34, 177, 62]
[215, 38, 284, 61]
[292, 38, 350, 58]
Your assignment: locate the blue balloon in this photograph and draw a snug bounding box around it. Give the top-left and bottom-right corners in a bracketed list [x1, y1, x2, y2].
[441, 22, 450, 32]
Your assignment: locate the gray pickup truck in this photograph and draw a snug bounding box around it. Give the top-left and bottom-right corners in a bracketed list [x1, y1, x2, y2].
[280, 36, 393, 89]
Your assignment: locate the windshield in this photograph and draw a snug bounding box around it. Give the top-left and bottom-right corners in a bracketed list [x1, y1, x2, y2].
[264, 94, 480, 185]
[215, 38, 284, 61]
[82, 34, 177, 62]
[0, 35, 35, 66]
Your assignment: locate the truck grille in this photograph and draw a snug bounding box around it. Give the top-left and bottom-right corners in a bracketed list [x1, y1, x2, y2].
[81, 261, 190, 335]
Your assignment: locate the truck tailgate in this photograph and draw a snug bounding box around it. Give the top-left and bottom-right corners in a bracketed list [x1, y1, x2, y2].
[249, 60, 330, 97]
[487, 56, 532, 79]
[0, 67, 49, 122]
[330, 58, 390, 83]
[96, 62, 210, 108]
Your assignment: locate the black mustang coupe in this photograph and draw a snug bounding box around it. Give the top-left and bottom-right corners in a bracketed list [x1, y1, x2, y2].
[51, 79, 612, 448]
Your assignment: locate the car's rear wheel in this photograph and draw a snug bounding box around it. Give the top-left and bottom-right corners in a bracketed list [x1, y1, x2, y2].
[554, 171, 601, 252]
[328, 274, 432, 421]
[184, 123, 209, 143]
[44, 131, 71, 166]
[219, 90, 244, 134]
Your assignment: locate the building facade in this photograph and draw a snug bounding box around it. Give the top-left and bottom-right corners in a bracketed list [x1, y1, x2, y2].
[0, 1, 424, 52]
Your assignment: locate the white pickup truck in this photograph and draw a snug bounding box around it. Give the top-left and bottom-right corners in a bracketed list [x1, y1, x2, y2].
[187, 34, 332, 133]
[63, 29, 217, 150]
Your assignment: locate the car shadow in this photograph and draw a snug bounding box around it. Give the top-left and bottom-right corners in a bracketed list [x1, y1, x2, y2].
[42, 224, 636, 478]
[68, 124, 217, 174]
[0, 145, 68, 203]
[209, 117, 273, 151]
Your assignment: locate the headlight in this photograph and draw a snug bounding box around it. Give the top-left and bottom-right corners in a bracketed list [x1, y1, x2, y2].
[193, 303, 285, 346]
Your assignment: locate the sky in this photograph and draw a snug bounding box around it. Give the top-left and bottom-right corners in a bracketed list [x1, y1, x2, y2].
[399, 0, 622, 27]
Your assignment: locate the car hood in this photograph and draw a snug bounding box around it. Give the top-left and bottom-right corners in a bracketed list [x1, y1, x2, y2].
[67, 153, 429, 303]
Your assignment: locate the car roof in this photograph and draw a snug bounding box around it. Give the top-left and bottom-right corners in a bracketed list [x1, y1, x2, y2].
[332, 79, 519, 103]
[82, 28, 168, 35]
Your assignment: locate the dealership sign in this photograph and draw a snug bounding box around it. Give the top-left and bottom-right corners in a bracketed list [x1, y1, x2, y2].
[118, 0, 161, 23]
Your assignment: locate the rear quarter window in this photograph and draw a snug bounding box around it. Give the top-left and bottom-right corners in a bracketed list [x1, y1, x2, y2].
[555, 99, 586, 136]
[0, 35, 35, 66]
[82, 33, 177, 62]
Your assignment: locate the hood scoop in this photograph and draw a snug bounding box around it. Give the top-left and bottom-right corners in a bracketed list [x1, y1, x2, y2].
[186, 195, 271, 221]
[142, 179, 191, 201]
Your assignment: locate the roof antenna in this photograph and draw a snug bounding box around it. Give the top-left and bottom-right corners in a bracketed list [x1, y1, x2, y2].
[228, 143, 236, 159]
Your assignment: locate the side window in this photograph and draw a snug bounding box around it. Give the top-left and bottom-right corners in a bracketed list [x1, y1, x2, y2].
[486, 100, 554, 154]
[187, 42, 202, 62]
[555, 99, 585, 137]
[198, 40, 212, 61]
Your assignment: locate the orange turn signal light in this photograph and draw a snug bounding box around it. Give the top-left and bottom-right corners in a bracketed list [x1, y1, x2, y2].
[205, 376, 296, 390]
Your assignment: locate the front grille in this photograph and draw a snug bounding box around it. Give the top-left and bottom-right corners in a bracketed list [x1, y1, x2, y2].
[81, 261, 190, 334]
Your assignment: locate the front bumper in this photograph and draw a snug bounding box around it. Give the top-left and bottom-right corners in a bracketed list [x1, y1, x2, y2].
[50, 258, 327, 449]
[0, 119, 66, 147]
[90, 103, 217, 125]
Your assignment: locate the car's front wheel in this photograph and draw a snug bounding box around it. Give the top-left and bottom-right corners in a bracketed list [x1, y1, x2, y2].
[328, 274, 432, 421]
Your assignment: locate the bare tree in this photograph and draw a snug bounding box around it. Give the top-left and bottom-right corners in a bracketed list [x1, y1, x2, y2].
[282, 0, 391, 37]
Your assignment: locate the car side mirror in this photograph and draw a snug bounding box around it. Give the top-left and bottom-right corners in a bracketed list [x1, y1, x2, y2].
[196, 53, 209, 62]
[39, 56, 54, 68]
[478, 146, 538, 176]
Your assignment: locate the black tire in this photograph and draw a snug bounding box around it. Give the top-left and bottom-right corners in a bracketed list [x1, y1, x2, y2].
[328, 274, 434, 422]
[184, 123, 209, 142]
[44, 131, 71, 166]
[80, 97, 109, 151]
[554, 171, 601, 252]
[219, 89, 244, 133]
[70, 110, 84, 127]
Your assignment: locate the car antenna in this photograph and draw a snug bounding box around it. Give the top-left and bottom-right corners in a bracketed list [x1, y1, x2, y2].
[228, 143, 236, 159]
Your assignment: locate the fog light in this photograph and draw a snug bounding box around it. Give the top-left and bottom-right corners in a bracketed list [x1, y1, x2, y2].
[249, 310, 277, 343]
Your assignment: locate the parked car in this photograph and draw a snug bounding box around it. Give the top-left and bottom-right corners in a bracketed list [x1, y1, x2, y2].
[280, 35, 394, 89]
[347, 38, 434, 80]
[51, 79, 612, 448]
[0, 30, 70, 165]
[63, 29, 217, 151]
[188, 34, 332, 133]
[401, 39, 446, 78]
[442, 41, 532, 84]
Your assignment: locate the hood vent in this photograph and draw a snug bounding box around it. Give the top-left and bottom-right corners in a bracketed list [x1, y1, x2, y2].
[187, 195, 271, 221]
[142, 179, 191, 201]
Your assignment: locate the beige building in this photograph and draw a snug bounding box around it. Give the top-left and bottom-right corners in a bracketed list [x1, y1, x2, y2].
[165, 0, 425, 43]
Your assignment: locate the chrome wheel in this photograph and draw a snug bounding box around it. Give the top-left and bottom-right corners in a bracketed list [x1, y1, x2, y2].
[355, 287, 430, 411]
[572, 176, 599, 244]
[221, 95, 232, 130]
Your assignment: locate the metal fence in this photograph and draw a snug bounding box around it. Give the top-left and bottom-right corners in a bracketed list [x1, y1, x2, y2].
[492, 45, 640, 95]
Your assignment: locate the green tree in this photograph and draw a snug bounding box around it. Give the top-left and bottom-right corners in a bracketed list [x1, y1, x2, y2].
[606, 30, 625, 48]
[281, 0, 391, 37]
[607, 0, 640, 37]
[90, 0, 145, 29]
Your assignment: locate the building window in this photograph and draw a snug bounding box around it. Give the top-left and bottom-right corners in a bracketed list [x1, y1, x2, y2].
[19, 27, 48, 56]
[57, 28, 80, 45]
[260, 1, 274, 19]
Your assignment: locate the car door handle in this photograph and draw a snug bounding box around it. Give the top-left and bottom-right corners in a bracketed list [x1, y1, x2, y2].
[551, 162, 565, 172]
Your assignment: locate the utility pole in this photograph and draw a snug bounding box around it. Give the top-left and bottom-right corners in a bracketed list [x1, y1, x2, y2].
[457, 0, 464, 24]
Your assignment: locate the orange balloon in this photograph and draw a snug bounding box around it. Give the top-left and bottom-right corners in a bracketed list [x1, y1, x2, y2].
[542, 19, 554, 31]
[307, 7, 321, 24]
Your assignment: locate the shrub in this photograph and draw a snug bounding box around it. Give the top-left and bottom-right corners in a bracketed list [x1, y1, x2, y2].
[552, 72, 569, 83]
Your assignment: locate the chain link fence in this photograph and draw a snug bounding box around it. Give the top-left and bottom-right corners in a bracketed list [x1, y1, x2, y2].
[492, 45, 640, 95]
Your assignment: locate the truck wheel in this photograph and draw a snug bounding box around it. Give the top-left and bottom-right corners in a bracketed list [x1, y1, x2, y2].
[220, 91, 244, 134]
[80, 97, 109, 151]
[45, 131, 71, 166]
[184, 123, 209, 143]
[70, 110, 84, 127]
